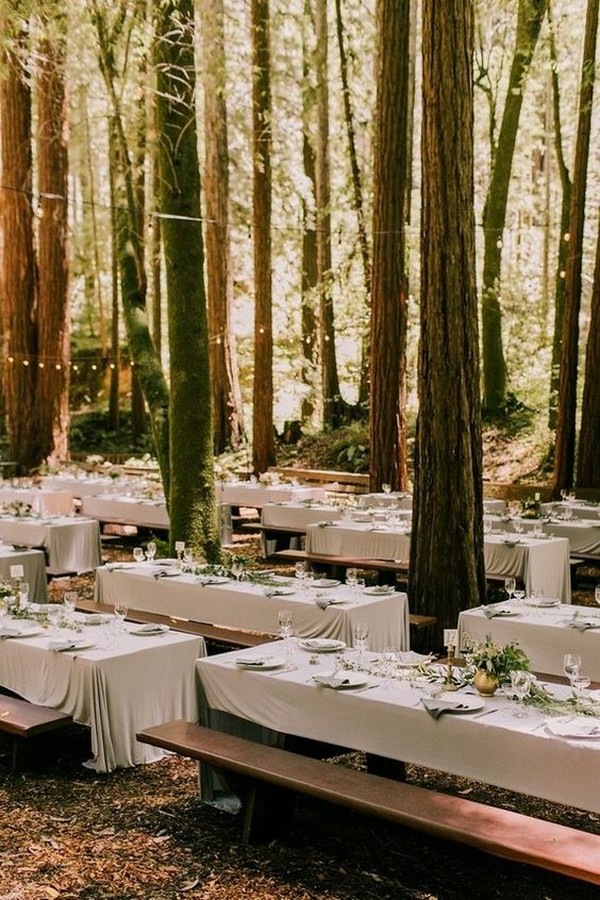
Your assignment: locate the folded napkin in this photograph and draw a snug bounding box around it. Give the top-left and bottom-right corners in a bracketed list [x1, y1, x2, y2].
[315, 597, 333, 610]
[483, 606, 512, 619]
[568, 620, 598, 632]
[0, 626, 26, 639]
[318, 521, 335, 528]
[264, 588, 292, 597]
[130, 623, 169, 635]
[312, 675, 350, 688]
[544, 716, 600, 738]
[48, 639, 82, 652]
[422, 698, 471, 719]
[235, 656, 273, 668]
[302, 638, 340, 650]
[153, 569, 181, 580]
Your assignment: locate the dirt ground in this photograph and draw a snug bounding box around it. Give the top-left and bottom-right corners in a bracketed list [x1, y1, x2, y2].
[1, 535, 599, 900]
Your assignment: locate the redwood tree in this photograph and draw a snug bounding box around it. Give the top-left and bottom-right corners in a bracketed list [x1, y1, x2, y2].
[409, 0, 485, 635]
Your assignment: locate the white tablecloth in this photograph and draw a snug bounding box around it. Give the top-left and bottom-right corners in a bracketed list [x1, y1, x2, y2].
[0, 486, 74, 517]
[0, 617, 204, 772]
[458, 602, 600, 680]
[94, 564, 409, 652]
[0, 545, 47, 600]
[306, 522, 571, 602]
[0, 515, 102, 573]
[541, 501, 600, 520]
[41, 475, 144, 497]
[197, 646, 600, 815]
[80, 495, 169, 530]
[216, 482, 327, 509]
[489, 516, 600, 560]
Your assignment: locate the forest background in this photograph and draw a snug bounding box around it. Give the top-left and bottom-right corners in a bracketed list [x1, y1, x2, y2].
[1, 0, 600, 629]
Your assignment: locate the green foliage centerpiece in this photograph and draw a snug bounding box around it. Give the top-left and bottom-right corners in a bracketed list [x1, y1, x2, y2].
[463, 634, 530, 695]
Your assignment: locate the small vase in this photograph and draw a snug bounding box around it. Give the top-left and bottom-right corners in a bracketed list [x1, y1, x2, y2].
[473, 669, 500, 697]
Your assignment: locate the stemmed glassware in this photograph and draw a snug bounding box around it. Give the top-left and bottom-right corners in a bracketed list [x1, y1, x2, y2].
[513, 588, 525, 604]
[346, 567, 358, 598]
[63, 590, 77, 624]
[294, 561, 306, 592]
[183, 547, 195, 566]
[278, 610, 294, 667]
[133, 546, 145, 564]
[48, 603, 62, 637]
[18, 581, 30, 609]
[145, 541, 157, 562]
[114, 601, 128, 632]
[231, 558, 244, 582]
[563, 652, 582, 687]
[504, 578, 516, 602]
[382, 646, 399, 688]
[509, 670, 531, 717]
[381, 483, 392, 495]
[352, 622, 369, 664]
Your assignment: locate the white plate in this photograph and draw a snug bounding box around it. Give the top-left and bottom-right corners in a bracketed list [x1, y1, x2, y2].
[299, 638, 347, 653]
[0, 624, 42, 639]
[396, 651, 435, 667]
[523, 598, 561, 608]
[544, 716, 600, 738]
[196, 575, 230, 585]
[485, 608, 519, 617]
[130, 623, 170, 636]
[49, 639, 95, 652]
[363, 586, 395, 596]
[264, 586, 296, 596]
[310, 579, 341, 589]
[312, 672, 368, 690]
[235, 655, 286, 671]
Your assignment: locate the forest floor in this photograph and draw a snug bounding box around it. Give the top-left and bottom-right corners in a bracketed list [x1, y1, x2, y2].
[1, 474, 600, 898]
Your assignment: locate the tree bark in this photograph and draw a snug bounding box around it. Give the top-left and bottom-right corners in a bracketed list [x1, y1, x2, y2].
[251, 0, 276, 474]
[301, 0, 318, 425]
[577, 206, 600, 487]
[410, 0, 485, 637]
[552, 0, 599, 496]
[369, 0, 410, 494]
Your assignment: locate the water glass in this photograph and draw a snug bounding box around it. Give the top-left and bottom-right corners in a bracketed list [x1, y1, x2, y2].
[382, 646, 399, 687]
[114, 602, 128, 632]
[382, 483, 392, 495]
[18, 581, 30, 609]
[294, 561, 306, 590]
[509, 670, 531, 717]
[63, 590, 77, 623]
[563, 653, 582, 685]
[352, 622, 369, 664]
[504, 578, 516, 601]
[231, 559, 244, 582]
[572, 673, 591, 702]
[48, 604, 62, 636]
[277, 610, 293, 639]
[146, 541, 157, 562]
[133, 546, 145, 564]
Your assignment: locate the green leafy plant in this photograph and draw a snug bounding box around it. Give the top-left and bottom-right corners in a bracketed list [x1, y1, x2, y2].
[463, 634, 530, 684]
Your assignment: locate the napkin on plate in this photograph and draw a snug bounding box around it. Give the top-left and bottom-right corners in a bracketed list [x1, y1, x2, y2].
[421, 698, 471, 719]
[264, 588, 292, 597]
[312, 674, 351, 688]
[129, 623, 169, 635]
[235, 656, 272, 668]
[544, 716, 600, 738]
[153, 569, 181, 580]
[48, 639, 84, 652]
[568, 620, 599, 632]
[483, 606, 512, 619]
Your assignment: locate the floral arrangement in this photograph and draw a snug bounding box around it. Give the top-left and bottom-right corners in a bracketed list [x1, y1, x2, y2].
[520, 495, 542, 519]
[5, 500, 32, 518]
[258, 472, 281, 486]
[0, 581, 15, 600]
[462, 634, 530, 685]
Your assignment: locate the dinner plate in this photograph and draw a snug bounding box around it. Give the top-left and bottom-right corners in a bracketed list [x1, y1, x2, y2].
[263, 586, 295, 596]
[0, 624, 42, 639]
[485, 608, 519, 617]
[523, 598, 561, 608]
[312, 673, 368, 690]
[310, 579, 341, 589]
[48, 639, 95, 652]
[130, 623, 170, 636]
[396, 651, 435, 667]
[151, 558, 179, 566]
[543, 716, 600, 738]
[234, 655, 286, 670]
[299, 638, 346, 652]
[196, 575, 230, 585]
[363, 585, 395, 596]
[424, 695, 485, 713]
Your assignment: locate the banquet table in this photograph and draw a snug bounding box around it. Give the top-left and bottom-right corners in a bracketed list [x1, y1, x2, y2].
[305, 522, 571, 602]
[80, 494, 169, 530]
[197, 645, 600, 816]
[216, 482, 327, 509]
[40, 474, 147, 497]
[0, 486, 74, 517]
[540, 500, 600, 521]
[457, 601, 600, 680]
[488, 515, 600, 560]
[94, 563, 410, 652]
[0, 615, 205, 772]
[0, 515, 102, 573]
[0, 545, 47, 600]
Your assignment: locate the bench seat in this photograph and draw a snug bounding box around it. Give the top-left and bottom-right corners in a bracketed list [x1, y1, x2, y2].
[0, 694, 73, 773]
[137, 720, 600, 885]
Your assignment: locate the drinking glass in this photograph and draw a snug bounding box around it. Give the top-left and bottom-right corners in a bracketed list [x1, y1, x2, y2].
[509, 670, 531, 717]
[504, 578, 516, 602]
[114, 601, 128, 632]
[352, 622, 369, 664]
[133, 546, 145, 564]
[18, 581, 30, 608]
[572, 673, 591, 702]
[277, 610, 293, 639]
[145, 541, 157, 562]
[382, 646, 399, 687]
[346, 567, 358, 596]
[48, 604, 62, 637]
[294, 561, 306, 590]
[183, 547, 195, 566]
[0, 596, 8, 627]
[382, 483, 392, 495]
[513, 589, 525, 604]
[63, 590, 77, 623]
[563, 653, 582, 686]
[231, 559, 244, 582]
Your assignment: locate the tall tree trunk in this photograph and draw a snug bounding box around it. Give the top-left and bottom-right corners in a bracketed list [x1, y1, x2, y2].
[577, 206, 600, 487]
[154, 0, 220, 560]
[369, 0, 410, 494]
[552, 0, 599, 496]
[200, 0, 245, 454]
[410, 0, 485, 637]
[90, 1, 170, 495]
[481, 0, 547, 414]
[334, 0, 371, 409]
[547, 0, 572, 430]
[315, 0, 344, 428]
[251, 0, 276, 474]
[36, 4, 70, 463]
[0, 15, 39, 471]
[301, 0, 318, 424]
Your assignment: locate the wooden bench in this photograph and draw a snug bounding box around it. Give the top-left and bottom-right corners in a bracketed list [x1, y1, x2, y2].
[74, 600, 280, 650]
[137, 720, 600, 884]
[0, 694, 73, 773]
[267, 467, 370, 494]
[272, 547, 409, 582]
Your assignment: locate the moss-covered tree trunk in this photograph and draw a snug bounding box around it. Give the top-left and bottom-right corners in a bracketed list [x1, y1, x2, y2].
[154, 0, 220, 561]
[577, 207, 600, 487]
[410, 0, 485, 638]
[481, 0, 547, 414]
[369, 0, 410, 494]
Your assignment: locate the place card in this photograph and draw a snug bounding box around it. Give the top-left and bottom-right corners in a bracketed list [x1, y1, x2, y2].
[443, 628, 458, 648]
[10, 565, 24, 578]
[175, 541, 185, 552]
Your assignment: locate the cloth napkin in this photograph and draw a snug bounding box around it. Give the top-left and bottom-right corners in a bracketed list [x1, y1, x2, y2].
[153, 569, 181, 580]
[318, 521, 335, 527]
[48, 639, 83, 652]
[0, 626, 27, 639]
[421, 698, 471, 719]
[129, 623, 169, 635]
[312, 675, 350, 688]
[568, 620, 599, 632]
[234, 656, 273, 668]
[483, 606, 512, 619]
[264, 588, 292, 597]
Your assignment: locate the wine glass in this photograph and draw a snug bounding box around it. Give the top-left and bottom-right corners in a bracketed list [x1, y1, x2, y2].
[231, 559, 244, 582]
[509, 670, 531, 717]
[145, 541, 157, 562]
[572, 673, 591, 702]
[294, 561, 306, 590]
[114, 601, 128, 632]
[346, 566, 358, 596]
[504, 578, 516, 602]
[352, 622, 369, 664]
[277, 610, 293, 639]
[563, 653, 582, 686]
[63, 590, 77, 623]
[382, 646, 399, 688]
[513, 589, 525, 605]
[18, 581, 30, 609]
[133, 546, 145, 564]
[382, 483, 392, 495]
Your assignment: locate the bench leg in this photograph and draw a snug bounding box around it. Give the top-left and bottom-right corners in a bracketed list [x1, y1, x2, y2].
[11, 739, 19, 775]
[242, 783, 296, 845]
[365, 753, 406, 782]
